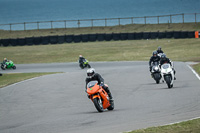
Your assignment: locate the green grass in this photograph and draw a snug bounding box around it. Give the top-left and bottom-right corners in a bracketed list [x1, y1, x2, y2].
[193, 63, 200, 75]
[0, 72, 58, 88]
[0, 23, 200, 39]
[126, 118, 200, 133]
[0, 38, 200, 64]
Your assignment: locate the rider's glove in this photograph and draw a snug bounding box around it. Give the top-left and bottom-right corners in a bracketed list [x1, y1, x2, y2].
[100, 82, 104, 86]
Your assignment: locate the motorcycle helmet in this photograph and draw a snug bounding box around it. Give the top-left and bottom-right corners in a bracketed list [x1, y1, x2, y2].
[4, 58, 7, 62]
[87, 68, 95, 78]
[158, 46, 162, 51]
[152, 51, 158, 57]
[161, 54, 166, 59]
[79, 55, 83, 58]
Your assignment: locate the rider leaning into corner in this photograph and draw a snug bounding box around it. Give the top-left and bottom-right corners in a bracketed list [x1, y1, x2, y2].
[159, 54, 176, 80]
[85, 68, 113, 103]
[79, 55, 85, 64]
[149, 51, 160, 72]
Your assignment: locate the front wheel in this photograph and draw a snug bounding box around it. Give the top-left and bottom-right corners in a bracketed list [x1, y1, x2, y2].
[165, 76, 172, 88]
[87, 64, 91, 68]
[153, 73, 161, 84]
[93, 97, 104, 112]
[12, 65, 16, 69]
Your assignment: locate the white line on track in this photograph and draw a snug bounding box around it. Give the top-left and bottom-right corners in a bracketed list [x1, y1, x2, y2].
[187, 64, 200, 80]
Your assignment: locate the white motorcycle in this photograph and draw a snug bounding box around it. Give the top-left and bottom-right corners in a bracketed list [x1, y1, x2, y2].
[160, 63, 175, 88]
[151, 62, 162, 84]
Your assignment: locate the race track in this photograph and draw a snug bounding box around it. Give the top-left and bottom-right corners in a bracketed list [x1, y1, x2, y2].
[0, 61, 200, 133]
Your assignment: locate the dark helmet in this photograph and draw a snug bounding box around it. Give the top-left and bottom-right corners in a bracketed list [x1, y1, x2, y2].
[87, 68, 95, 78]
[152, 51, 158, 57]
[161, 54, 166, 59]
[158, 46, 162, 51]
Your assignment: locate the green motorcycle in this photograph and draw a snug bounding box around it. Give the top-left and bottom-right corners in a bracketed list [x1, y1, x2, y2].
[79, 59, 91, 69]
[1, 60, 16, 70]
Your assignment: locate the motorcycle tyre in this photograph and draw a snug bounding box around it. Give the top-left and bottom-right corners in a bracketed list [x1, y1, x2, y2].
[12, 65, 16, 69]
[87, 64, 91, 68]
[1, 65, 5, 70]
[165, 76, 172, 88]
[154, 73, 160, 84]
[93, 97, 104, 112]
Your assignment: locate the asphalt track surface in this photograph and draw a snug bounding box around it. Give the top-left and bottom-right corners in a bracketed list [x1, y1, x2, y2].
[0, 61, 200, 133]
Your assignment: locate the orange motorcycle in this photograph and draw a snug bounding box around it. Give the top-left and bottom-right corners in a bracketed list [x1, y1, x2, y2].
[86, 81, 114, 112]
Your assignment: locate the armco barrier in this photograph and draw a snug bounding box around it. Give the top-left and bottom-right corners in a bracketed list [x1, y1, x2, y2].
[0, 31, 196, 46]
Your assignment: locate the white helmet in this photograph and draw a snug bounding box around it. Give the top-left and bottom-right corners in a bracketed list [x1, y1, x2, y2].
[87, 68, 95, 78]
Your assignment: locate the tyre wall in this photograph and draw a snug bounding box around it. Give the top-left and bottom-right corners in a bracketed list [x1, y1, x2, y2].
[0, 31, 196, 46]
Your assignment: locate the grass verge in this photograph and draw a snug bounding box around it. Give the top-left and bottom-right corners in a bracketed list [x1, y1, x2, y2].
[127, 118, 200, 133]
[0, 38, 200, 64]
[192, 63, 200, 75]
[0, 72, 58, 88]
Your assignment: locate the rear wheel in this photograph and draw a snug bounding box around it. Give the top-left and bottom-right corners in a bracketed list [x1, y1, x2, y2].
[1, 65, 5, 70]
[93, 97, 104, 112]
[154, 73, 160, 84]
[107, 100, 114, 110]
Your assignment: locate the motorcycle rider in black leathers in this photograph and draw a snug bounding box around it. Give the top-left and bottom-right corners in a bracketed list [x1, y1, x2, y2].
[85, 68, 113, 102]
[149, 51, 160, 72]
[159, 54, 176, 80]
[157, 46, 164, 54]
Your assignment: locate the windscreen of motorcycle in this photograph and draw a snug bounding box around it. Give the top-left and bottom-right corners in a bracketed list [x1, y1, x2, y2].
[87, 81, 98, 88]
[162, 64, 170, 69]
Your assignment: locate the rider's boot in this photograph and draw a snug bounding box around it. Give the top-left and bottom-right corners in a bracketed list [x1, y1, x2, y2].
[103, 86, 113, 103]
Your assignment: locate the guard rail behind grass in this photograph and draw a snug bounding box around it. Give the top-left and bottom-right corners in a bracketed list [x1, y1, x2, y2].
[0, 31, 196, 46]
